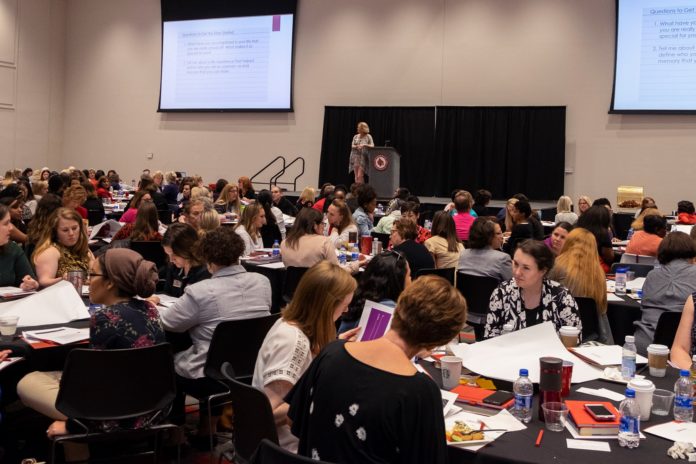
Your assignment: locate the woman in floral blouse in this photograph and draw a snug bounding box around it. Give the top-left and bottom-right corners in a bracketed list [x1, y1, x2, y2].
[484, 239, 582, 339]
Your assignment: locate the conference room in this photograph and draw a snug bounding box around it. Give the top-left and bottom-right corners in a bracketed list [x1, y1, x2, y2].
[2, 0, 696, 462]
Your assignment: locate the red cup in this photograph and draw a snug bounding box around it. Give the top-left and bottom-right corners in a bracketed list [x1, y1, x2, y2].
[561, 361, 573, 397]
[360, 235, 373, 255]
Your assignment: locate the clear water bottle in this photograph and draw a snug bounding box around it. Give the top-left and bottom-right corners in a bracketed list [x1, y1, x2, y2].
[615, 267, 627, 295]
[501, 323, 514, 336]
[622, 335, 636, 380]
[690, 355, 696, 402]
[674, 369, 694, 422]
[351, 243, 359, 262]
[339, 246, 347, 265]
[272, 240, 280, 257]
[424, 219, 432, 231]
[618, 388, 640, 448]
[513, 369, 533, 423]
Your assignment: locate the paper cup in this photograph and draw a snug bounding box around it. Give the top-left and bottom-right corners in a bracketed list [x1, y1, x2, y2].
[440, 356, 463, 390]
[646, 344, 670, 378]
[559, 326, 580, 348]
[627, 378, 655, 421]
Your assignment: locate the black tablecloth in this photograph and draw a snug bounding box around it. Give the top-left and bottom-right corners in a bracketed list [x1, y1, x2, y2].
[607, 295, 641, 345]
[421, 362, 681, 464]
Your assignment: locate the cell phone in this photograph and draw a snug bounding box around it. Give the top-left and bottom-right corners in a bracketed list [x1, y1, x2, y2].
[482, 390, 514, 407]
[584, 403, 616, 421]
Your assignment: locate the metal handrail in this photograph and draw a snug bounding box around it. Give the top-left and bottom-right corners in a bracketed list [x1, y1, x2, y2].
[250, 156, 286, 190]
[272, 157, 305, 192]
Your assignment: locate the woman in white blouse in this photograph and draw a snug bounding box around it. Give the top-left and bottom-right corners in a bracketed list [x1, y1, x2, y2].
[326, 198, 359, 249]
[252, 261, 359, 452]
[234, 203, 266, 256]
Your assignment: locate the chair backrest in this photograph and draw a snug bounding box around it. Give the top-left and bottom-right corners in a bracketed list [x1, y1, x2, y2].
[130, 240, 168, 270]
[653, 311, 682, 347]
[56, 343, 176, 422]
[220, 364, 279, 462]
[610, 262, 655, 278]
[282, 266, 309, 303]
[204, 313, 281, 383]
[416, 267, 455, 285]
[620, 253, 658, 265]
[370, 231, 390, 249]
[456, 273, 499, 317]
[574, 297, 600, 342]
[87, 208, 104, 227]
[250, 439, 334, 464]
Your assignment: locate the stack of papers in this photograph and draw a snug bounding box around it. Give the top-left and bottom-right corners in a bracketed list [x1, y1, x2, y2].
[644, 421, 696, 444]
[0, 281, 90, 326]
[0, 286, 36, 300]
[0, 356, 23, 371]
[23, 327, 90, 345]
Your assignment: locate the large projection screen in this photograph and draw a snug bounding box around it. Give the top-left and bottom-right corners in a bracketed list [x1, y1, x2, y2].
[610, 0, 696, 114]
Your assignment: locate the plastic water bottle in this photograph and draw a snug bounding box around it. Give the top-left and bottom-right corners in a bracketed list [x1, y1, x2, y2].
[424, 219, 432, 231]
[690, 355, 696, 402]
[674, 369, 694, 422]
[513, 369, 533, 423]
[338, 246, 347, 265]
[615, 267, 627, 295]
[622, 335, 637, 380]
[618, 388, 640, 448]
[351, 243, 359, 262]
[272, 240, 280, 257]
[501, 323, 514, 336]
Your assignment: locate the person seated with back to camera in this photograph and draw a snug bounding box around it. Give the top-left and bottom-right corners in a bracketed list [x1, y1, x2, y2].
[286, 275, 467, 464]
[451, 190, 477, 242]
[424, 211, 463, 269]
[484, 239, 581, 339]
[159, 226, 272, 441]
[625, 214, 667, 257]
[458, 217, 512, 282]
[280, 208, 338, 268]
[554, 195, 578, 225]
[676, 200, 696, 225]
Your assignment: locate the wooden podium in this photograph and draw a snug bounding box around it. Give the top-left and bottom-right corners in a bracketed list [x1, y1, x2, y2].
[366, 147, 400, 198]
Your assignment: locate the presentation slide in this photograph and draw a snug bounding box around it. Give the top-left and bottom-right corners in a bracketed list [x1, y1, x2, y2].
[612, 1, 696, 112]
[159, 14, 294, 111]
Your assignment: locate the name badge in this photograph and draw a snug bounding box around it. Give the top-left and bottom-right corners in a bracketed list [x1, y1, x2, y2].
[173, 280, 182, 288]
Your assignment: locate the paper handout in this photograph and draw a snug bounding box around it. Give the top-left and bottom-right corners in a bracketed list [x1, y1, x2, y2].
[0, 281, 90, 327]
[356, 300, 395, 341]
[89, 219, 122, 240]
[570, 345, 648, 367]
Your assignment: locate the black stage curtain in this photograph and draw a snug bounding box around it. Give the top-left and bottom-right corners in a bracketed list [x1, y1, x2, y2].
[319, 106, 436, 192]
[433, 106, 566, 200]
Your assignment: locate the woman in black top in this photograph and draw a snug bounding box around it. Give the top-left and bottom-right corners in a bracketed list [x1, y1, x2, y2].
[503, 199, 543, 256]
[390, 217, 434, 277]
[158, 223, 210, 298]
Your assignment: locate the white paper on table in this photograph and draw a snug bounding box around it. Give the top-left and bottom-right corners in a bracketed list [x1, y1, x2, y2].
[626, 278, 645, 291]
[89, 219, 122, 240]
[0, 357, 23, 371]
[356, 300, 395, 342]
[566, 439, 611, 452]
[0, 286, 36, 299]
[259, 261, 286, 269]
[441, 390, 459, 416]
[450, 322, 601, 384]
[23, 327, 89, 345]
[571, 345, 648, 366]
[644, 421, 696, 445]
[0, 281, 90, 326]
[153, 293, 179, 308]
[482, 409, 527, 432]
[606, 293, 624, 302]
[576, 387, 626, 402]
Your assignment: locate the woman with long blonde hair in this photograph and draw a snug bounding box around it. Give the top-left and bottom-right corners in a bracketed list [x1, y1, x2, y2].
[630, 207, 663, 232]
[253, 261, 359, 452]
[548, 228, 613, 344]
[502, 198, 519, 235]
[214, 183, 242, 217]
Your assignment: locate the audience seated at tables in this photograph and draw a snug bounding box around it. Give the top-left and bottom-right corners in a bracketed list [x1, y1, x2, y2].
[424, 211, 463, 269]
[452, 190, 476, 242]
[0, 204, 38, 290]
[156, 223, 210, 300]
[159, 227, 271, 437]
[352, 183, 377, 237]
[484, 239, 581, 339]
[33, 208, 93, 288]
[547, 228, 613, 344]
[17, 248, 165, 459]
[238, 176, 256, 202]
[554, 195, 578, 225]
[112, 201, 163, 242]
[0, 195, 27, 247]
[676, 200, 696, 225]
[296, 186, 316, 211]
[271, 185, 298, 217]
[373, 199, 402, 234]
[633, 232, 696, 354]
[458, 218, 512, 282]
[576, 205, 614, 273]
[253, 261, 359, 452]
[339, 250, 411, 333]
[544, 222, 573, 256]
[61, 184, 88, 220]
[257, 190, 285, 243]
[390, 217, 435, 276]
[281, 208, 338, 268]
[472, 189, 492, 217]
[214, 183, 242, 218]
[625, 214, 666, 257]
[137, 174, 171, 221]
[287, 275, 466, 464]
[235, 203, 266, 257]
[401, 200, 431, 244]
[326, 198, 359, 248]
[671, 293, 696, 369]
[119, 189, 152, 224]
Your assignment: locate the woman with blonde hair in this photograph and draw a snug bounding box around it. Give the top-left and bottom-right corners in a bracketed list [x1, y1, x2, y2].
[577, 196, 592, 216]
[547, 228, 613, 344]
[555, 195, 578, 224]
[62, 184, 88, 219]
[253, 261, 359, 452]
[235, 203, 265, 256]
[197, 208, 221, 235]
[630, 207, 663, 232]
[296, 186, 316, 210]
[33, 207, 93, 288]
[348, 121, 374, 184]
[501, 197, 519, 234]
[214, 183, 242, 217]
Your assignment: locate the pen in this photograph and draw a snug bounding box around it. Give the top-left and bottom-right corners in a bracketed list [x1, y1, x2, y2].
[535, 429, 544, 447]
[32, 329, 64, 335]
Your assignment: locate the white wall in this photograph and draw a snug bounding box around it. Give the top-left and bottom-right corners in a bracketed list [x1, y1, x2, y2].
[0, 0, 65, 172]
[55, 0, 696, 209]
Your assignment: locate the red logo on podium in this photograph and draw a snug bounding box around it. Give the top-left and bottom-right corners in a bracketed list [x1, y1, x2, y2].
[373, 154, 389, 171]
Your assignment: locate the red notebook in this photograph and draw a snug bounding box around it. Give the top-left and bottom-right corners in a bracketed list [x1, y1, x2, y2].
[450, 385, 515, 410]
[566, 400, 620, 437]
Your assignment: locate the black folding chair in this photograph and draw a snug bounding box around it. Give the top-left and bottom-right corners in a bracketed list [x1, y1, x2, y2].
[130, 240, 168, 271]
[610, 262, 655, 278]
[52, 344, 179, 463]
[218, 363, 278, 464]
[250, 439, 334, 464]
[282, 266, 309, 304]
[416, 267, 456, 285]
[653, 311, 682, 347]
[575, 297, 600, 342]
[456, 273, 500, 341]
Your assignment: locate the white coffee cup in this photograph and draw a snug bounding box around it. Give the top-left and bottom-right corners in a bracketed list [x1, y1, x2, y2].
[440, 356, 463, 390]
[559, 326, 580, 348]
[646, 344, 670, 377]
[627, 378, 656, 421]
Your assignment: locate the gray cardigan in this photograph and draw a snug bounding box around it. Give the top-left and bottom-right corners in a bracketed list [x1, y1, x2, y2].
[457, 248, 512, 282]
